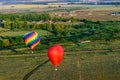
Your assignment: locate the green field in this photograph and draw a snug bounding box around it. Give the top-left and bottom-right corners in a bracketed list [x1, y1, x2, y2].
[0, 38, 120, 80]
[0, 50, 120, 80]
[0, 29, 52, 37]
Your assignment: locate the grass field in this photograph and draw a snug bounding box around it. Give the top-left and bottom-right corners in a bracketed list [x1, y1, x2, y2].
[0, 38, 120, 80]
[0, 50, 120, 80]
[0, 29, 52, 37]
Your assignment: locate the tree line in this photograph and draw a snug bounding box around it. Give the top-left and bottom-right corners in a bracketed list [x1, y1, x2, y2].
[0, 13, 51, 21]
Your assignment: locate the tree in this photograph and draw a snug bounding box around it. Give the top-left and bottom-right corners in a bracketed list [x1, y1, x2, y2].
[3, 19, 11, 29]
[71, 17, 77, 23]
[0, 40, 3, 49]
[22, 21, 30, 29]
[3, 39, 10, 47]
[12, 18, 20, 29]
[46, 23, 52, 31]
[53, 23, 61, 33]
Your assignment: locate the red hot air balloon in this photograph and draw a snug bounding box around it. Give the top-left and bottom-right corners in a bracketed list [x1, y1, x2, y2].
[48, 44, 64, 69]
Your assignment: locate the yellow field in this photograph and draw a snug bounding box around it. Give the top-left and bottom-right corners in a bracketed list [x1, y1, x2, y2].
[0, 4, 59, 10]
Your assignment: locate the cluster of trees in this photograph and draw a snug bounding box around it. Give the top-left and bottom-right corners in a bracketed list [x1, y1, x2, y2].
[0, 15, 74, 30]
[0, 13, 51, 21]
[0, 19, 71, 32]
[0, 13, 77, 23]
[72, 20, 120, 41]
[0, 12, 79, 30]
[0, 13, 52, 30]
[0, 36, 23, 49]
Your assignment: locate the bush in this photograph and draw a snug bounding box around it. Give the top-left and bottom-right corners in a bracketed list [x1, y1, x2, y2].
[3, 39, 10, 47]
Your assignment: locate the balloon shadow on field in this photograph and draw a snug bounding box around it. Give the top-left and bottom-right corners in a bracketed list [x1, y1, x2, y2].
[10, 48, 18, 53]
[6, 47, 18, 53]
[23, 59, 50, 80]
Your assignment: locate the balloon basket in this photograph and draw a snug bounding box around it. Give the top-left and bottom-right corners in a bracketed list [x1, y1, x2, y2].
[32, 51, 34, 54]
[55, 68, 58, 71]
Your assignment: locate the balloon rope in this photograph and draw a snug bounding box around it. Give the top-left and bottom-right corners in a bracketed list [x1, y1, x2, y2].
[54, 67, 57, 80]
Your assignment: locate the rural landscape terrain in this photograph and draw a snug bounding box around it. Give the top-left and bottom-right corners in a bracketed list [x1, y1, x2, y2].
[0, 3, 120, 80]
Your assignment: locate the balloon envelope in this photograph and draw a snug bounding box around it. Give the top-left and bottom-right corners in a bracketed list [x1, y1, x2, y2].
[23, 31, 40, 51]
[48, 44, 64, 67]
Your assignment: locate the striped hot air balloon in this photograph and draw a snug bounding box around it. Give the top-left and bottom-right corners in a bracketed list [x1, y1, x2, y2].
[23, 31, 40, 51]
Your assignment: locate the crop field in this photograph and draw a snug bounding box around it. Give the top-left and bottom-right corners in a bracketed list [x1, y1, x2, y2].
[0, 4, 59, 13]
[0, 4, 52, 10]
[0, 4, 117, 10]
[73, 7, 120, 21]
